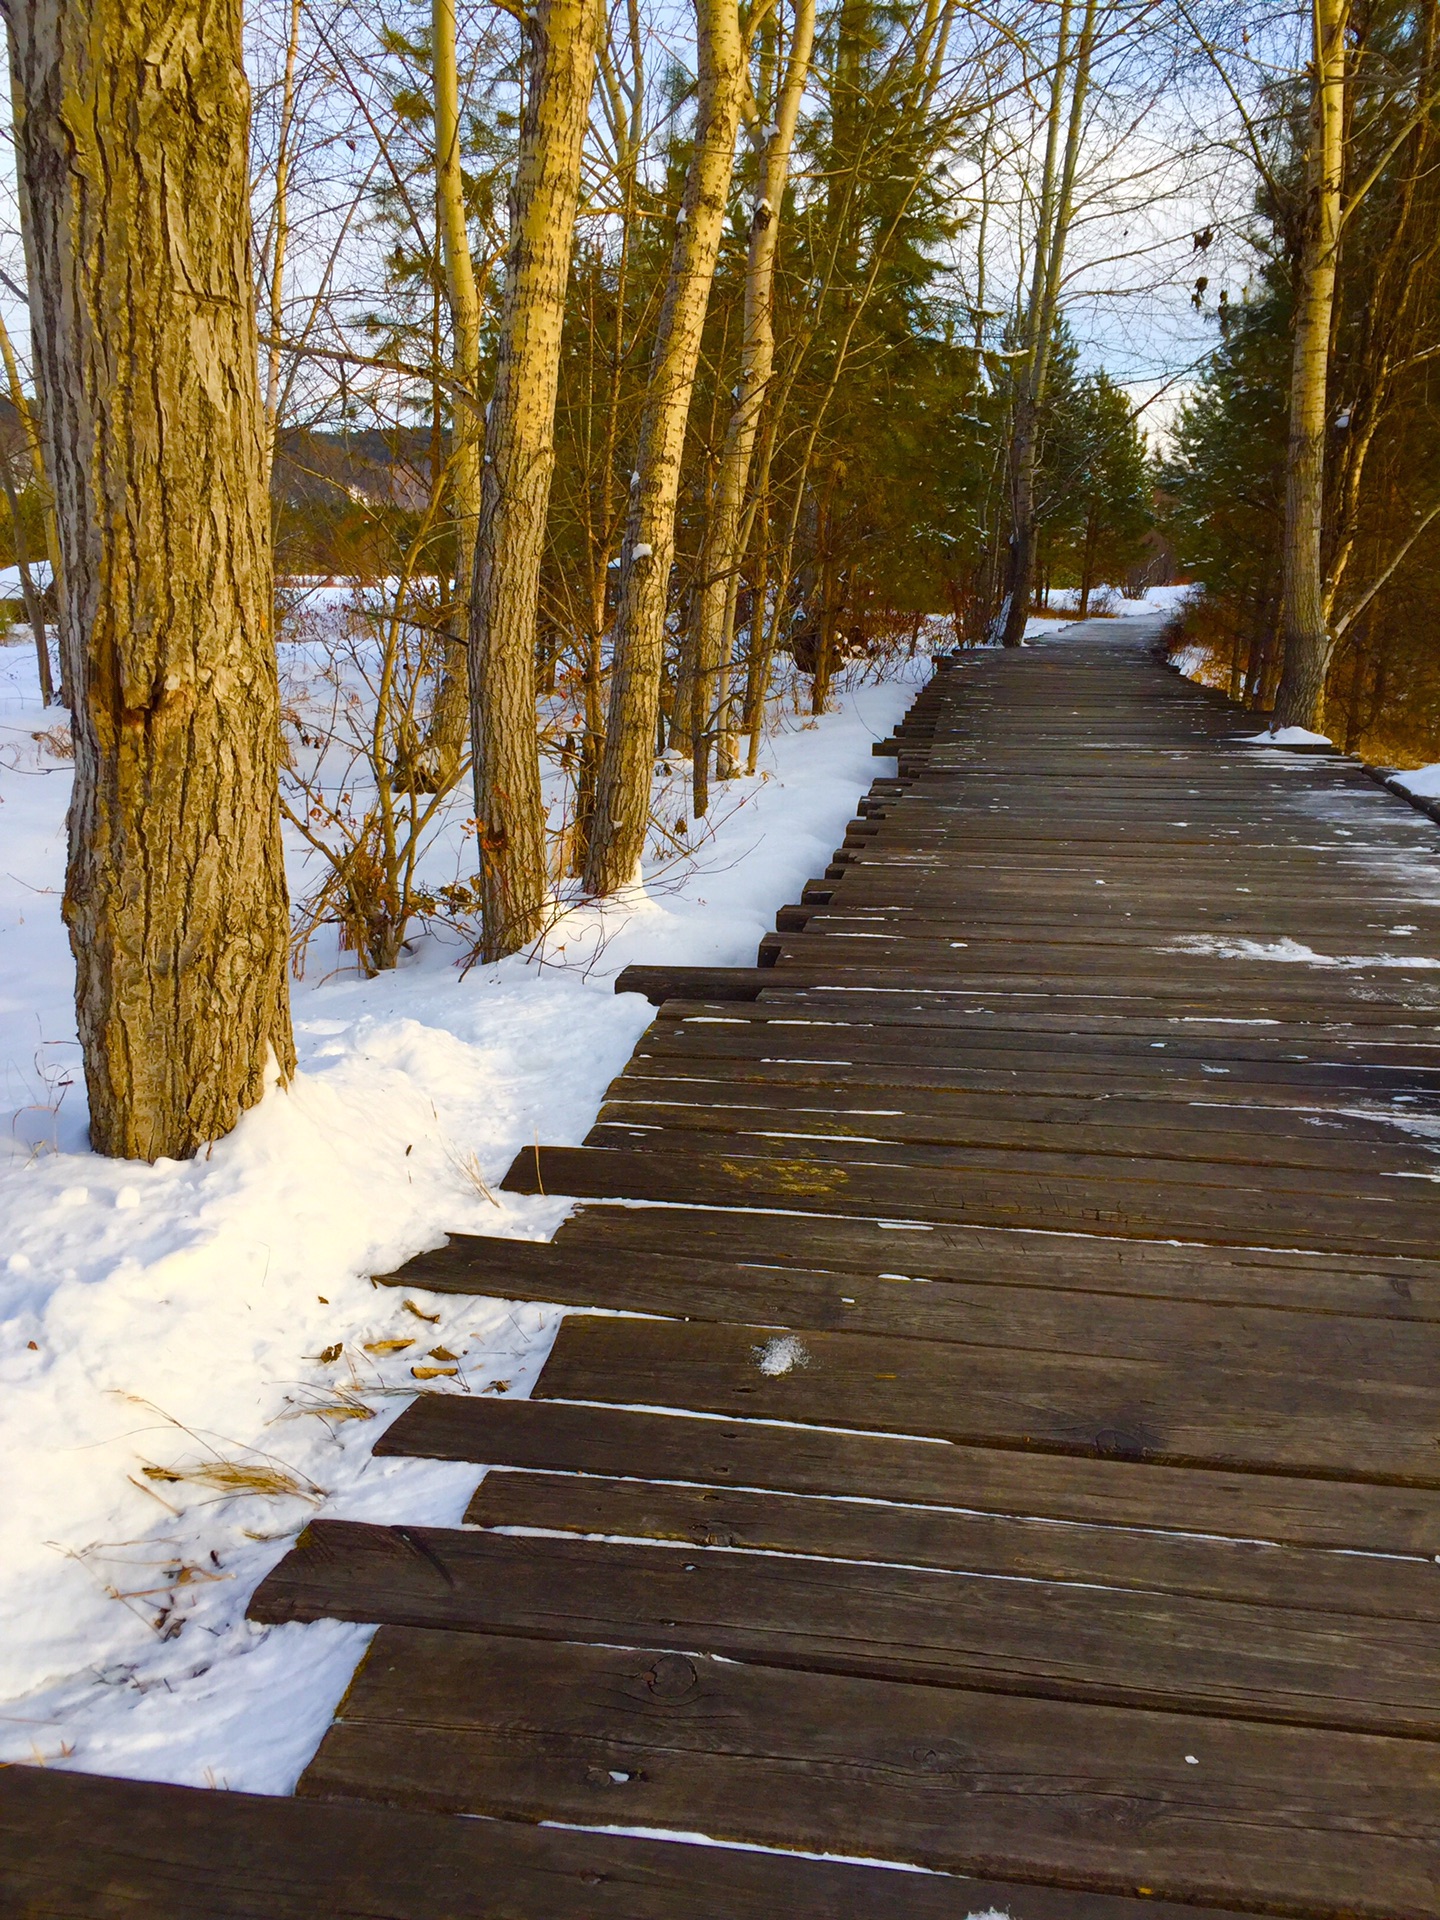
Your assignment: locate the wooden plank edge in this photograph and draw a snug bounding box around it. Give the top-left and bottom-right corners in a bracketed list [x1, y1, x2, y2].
[0, 1763, 1259, 1920]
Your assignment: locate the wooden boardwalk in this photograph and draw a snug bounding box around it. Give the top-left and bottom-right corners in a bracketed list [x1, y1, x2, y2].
[10, 618, 1440, 1917]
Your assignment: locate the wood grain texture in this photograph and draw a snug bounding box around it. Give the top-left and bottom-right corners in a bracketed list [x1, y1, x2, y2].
[250, 1517, 1440, 1736]
[5, 1762, 1197, 1920]
[376, 1393, 1440, 1553]
[299, 1626, 1440, 1917]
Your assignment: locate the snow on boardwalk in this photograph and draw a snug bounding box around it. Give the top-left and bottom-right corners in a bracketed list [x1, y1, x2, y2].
[9, 617, 1440, 1917]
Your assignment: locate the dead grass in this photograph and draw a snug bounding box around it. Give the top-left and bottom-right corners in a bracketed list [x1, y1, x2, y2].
[444, 1142, 500, 1205]
[114, 1394, 326, 1505]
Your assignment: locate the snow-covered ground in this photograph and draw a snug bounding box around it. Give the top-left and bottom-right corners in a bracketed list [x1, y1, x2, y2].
[0, 613, 923, 1793]
[1022, 583, 1189, 639]
[1393, 763, 1440, 800]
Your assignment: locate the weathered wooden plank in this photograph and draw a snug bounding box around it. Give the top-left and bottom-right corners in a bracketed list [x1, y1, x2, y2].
[2, 1761, 1152, 1920]
[466, 1470, 1440, 1620]
[745, 990, 1440, 1056]
[583, 1117, 1437, 1211]
[376, 1393, 1440, 1553]
[382, 1234, 1440, 1384]
[251, 1519, 1440, 1735]
[386, 1214, 1440, 1325]
[613, 1043, 1440, 1111]
[594, 1083, 1440, 1175]
[298, 1627, 1440, 1917]
[532, 1312, 1440, 1482]
[540, 1197, 1440, 1317]
[636, 1012, 1440, 1078]
[618, 965, 1440, 1022]
[501, 1141, 1440, 1255]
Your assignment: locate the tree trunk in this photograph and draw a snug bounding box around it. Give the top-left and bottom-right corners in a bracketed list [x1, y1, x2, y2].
[991, 0, 1096, 647]
[1273, 0, 1349, 731]
[262, 0, 302, 475]
[583, 0, 746, 895]
[470, 0, 602, 959]
[740, 418, 776, 771]
[0, 427, 53, 702]
[410, 0, 487, 796]
[9, 0, 296, 1161]
[690, 0, 815, 815]
[4, 69, 68, 697]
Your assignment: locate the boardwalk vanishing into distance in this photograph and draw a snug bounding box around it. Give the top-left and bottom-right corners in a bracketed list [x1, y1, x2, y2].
[10, 616, 1440, 1917]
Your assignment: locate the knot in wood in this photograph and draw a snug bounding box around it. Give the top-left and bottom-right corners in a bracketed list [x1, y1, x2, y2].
[645, 1652, 698, 1699]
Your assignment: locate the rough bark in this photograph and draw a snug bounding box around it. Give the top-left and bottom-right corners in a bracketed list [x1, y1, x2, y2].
[9, 0, 296, 1160]
[1273, 0, 1350, 729]
[690, 0, 815, 817]
[413, 0, 487, 796]
[583, 0, 746, 895]
[470, 0, 602, 959]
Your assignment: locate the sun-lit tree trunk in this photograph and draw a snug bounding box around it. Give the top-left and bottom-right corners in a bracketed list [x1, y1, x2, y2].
[991, 0, 1096, 648]
[470, 0, 603, 959]
[584, 0, 746, 895]
[690, 0, 815, 818]
[413, 0, 487, 794]
[1273, 0, 1350, 730]
[739, 409, 778, 771]
[9, 0, 296, 1160]
[571, 0, 645, 871]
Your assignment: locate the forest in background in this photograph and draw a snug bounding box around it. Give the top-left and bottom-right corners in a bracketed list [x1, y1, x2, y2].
[3, 0, 1438, 1160]
[1161, 0, 1440, 766]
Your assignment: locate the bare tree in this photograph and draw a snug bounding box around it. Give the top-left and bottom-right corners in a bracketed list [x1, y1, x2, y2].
[9, 0, 295, 1158]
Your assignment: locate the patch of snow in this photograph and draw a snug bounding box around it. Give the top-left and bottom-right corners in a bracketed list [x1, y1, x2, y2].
[0, 562, 54, 595]
[0, 626, 921, 1792]
[1392, 763, 1440, 800]
[1167, 935, 1440, 970]
[755, 1333, 810, 1376]
[1241, 726, 1333, 747]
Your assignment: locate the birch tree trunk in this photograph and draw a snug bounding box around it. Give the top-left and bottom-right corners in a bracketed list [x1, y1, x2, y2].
[584, 0, 746, 893]
[1272, 0, 1349, 731]
[470, 0, 602, 959]
[9, 0, 296, 1160]
[690, 0, 815, 818]
[413, 0, 486, 795]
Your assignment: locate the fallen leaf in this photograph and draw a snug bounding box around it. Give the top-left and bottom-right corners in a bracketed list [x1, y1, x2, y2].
[363, 1338, 415, 1355]
[427, 1345, 458, 1362]
[411, 1364, 459, 1380]
[402, 1300, 441, 1323]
